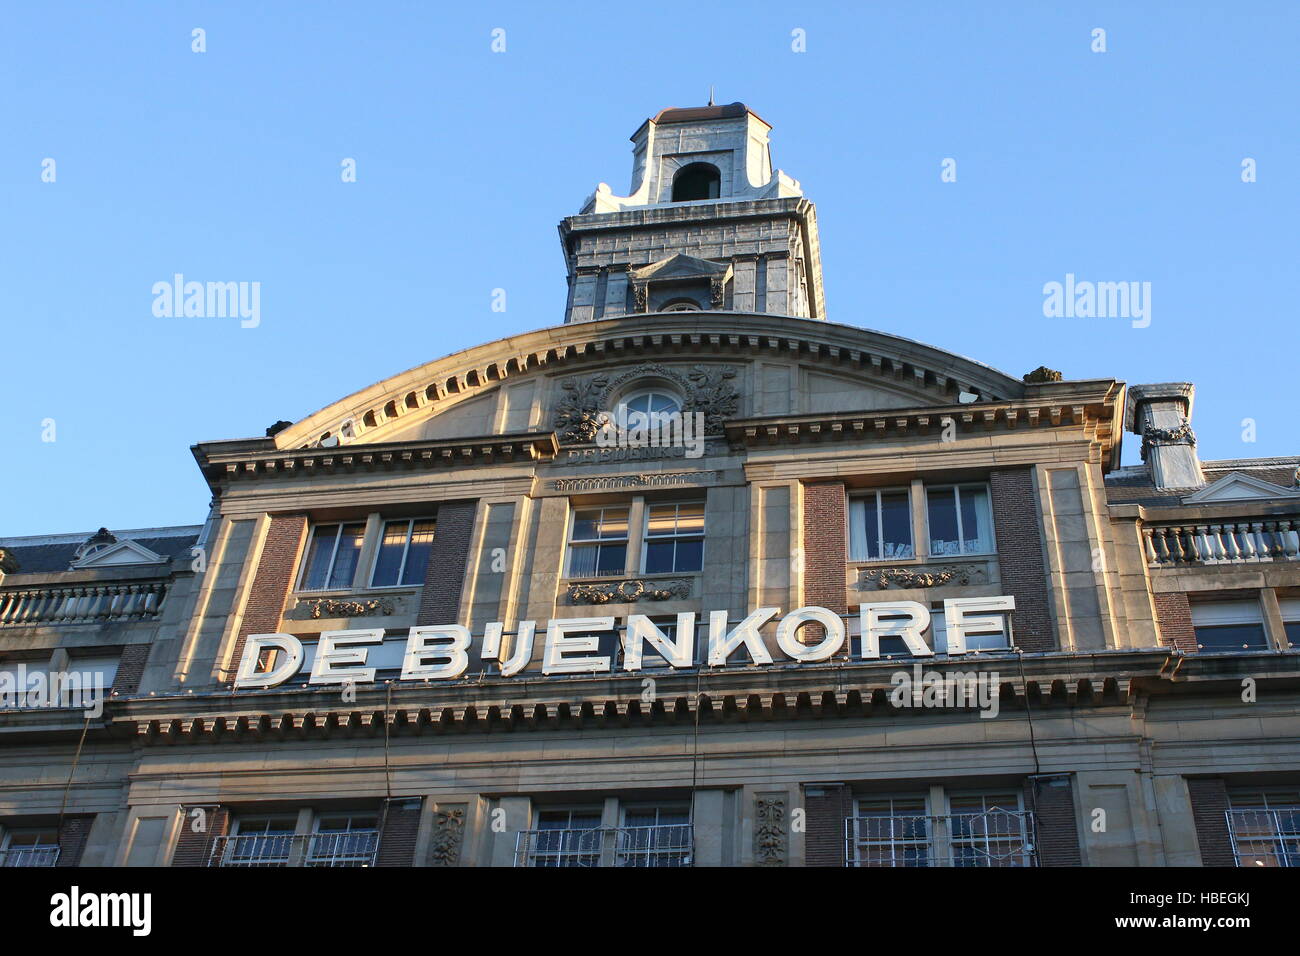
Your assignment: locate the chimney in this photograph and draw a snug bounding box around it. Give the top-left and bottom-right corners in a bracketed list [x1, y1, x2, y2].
[1125, 383, 1204, 490]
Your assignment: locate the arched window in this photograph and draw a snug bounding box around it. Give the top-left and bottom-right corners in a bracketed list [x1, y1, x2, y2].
[659, 298, 702, 312]
[671, 163, 721, 202]
[618, 389, 682, 431]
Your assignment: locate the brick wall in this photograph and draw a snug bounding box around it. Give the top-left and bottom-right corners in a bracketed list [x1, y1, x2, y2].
[226, 514, 307, 685]
[111, 644, 151, 696]
[1025, 775, 1083, 866]
[1186, 778, 1235, 866]
[376, 798, 423, 866]
[170, 806, 230, 867]
[56, 815, 93, 867]
[803, 783, 852, 866]
[801, 482, 847, 643]
[1153, 592, 1198, 652]
[416, 500, 479, 626]
[990, 469, 1056, 652]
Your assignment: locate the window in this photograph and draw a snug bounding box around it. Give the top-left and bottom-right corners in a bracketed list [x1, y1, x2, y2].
[370, 518, 436, 587]
[299, 523, 366, 591]
[617, 390, 682, 430]
[310, 814, 380, 867]
[642, 502, 705, 573]
[567, 507, 629, 577]
[946, 792, 1030, 867]
[1190, 600, 1269, 653]
[932, 606, 1011, 653]
[219, 811, 381, 867]
[926, 484, 994, 556]
[671, 162, 721, 201]
[850, 797, 931, 867]
[225, 816, 297, 867]
[620, 616, 698, 669]
[528, 809, 603, 867]
[1227, 791, 1300, 867]
[1280, 598, 1300, 650]
[850, 490, 914, 561]
[847, 788, 1034, 867]
[659, 299, 701, 312]
[619, 805, 692, 867]
[0, 827, 59, 867]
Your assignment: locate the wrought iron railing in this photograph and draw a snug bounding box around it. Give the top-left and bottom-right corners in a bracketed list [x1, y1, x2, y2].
[1226, 807, 1300, 867]
[0, 581, 168, 627]
[846, 809, 1036, 867]
[0, 846, 60, 867]
[208, 830, 380, 867]
[515, 824, 693, 867]
[1144, 520, 1300, 568]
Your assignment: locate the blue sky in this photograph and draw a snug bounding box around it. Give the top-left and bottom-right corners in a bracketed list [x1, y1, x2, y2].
[2, 1, 1297, 536]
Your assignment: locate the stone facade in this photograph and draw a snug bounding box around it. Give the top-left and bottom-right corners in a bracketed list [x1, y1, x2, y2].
[1, 103, 1298, 870]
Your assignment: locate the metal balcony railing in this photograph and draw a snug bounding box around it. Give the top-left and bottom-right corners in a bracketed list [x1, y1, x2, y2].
[1226, 807, 1300, 867]
[515, 824, 694, 867]
[1144, 520, 1300, 568]
[0, 581, 168, 627]
[0, 846, 60, 867]
[208, 830, 380, 867]
[846, 809, 1037, 867]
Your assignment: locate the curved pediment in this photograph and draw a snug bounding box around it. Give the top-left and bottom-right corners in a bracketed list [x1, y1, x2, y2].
[274, 313, 1026, 451]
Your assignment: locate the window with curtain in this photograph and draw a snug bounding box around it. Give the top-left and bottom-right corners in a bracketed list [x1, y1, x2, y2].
[849, 489, 914, 561]
[370, 518, 436, 587]
[567, 507, 629, 577]
[298, 523, 366, 591]
[926, 484, 994, 556]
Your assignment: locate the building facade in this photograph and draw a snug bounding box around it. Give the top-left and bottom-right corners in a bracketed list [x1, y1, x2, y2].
[2, 103, 1298, 869]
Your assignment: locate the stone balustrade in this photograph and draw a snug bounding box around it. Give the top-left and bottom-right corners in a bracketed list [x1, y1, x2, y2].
[0, 581, 167, 627]
[1143, 519, 1300, 567]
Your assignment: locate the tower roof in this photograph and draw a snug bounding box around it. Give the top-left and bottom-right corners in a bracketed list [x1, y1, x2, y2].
[646, 102, 768, 127]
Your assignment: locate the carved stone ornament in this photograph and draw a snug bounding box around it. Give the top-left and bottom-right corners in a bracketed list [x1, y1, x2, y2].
[1022, 366, 1063, 384]
[859, 563, 983, 590]
[554, 373, 611, 444]
[0, 549, 19, 575]
[305, 597, 394, 619]
[1141, 419, 1196, 460]
[754, 795, 788, 867]
[553, 363, 739, 444]
[568, 578, 691, 605]
[428, 806, 466, 867]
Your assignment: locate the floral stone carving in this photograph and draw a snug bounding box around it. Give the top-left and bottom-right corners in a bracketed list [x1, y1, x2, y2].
[428, 805, 466, 867]
[754, 795, 788, 866]
[568, 578, 690, 605]
[552, 363, 739, 444]
[305, 597, 394, 619]
[859, 563, 983, 590]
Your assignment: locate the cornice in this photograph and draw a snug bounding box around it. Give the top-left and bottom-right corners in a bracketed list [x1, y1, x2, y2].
[192, 431, 558, 491]
[97, 649, 1223, 745]
[725, 379, 1122, 454]
[270, 313, 1028, 452]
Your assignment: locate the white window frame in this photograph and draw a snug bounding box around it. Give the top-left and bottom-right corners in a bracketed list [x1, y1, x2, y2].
[617, 803, 693, 867]
[1190, 599, 1269, 652]
[848, 487, 915, 563]
[296, 521, 368, 592]
[566, 505, 632, 578]
[924, 483, 995, 557]
[368, 516, 437, 589]
[640, 500, 706, 575]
